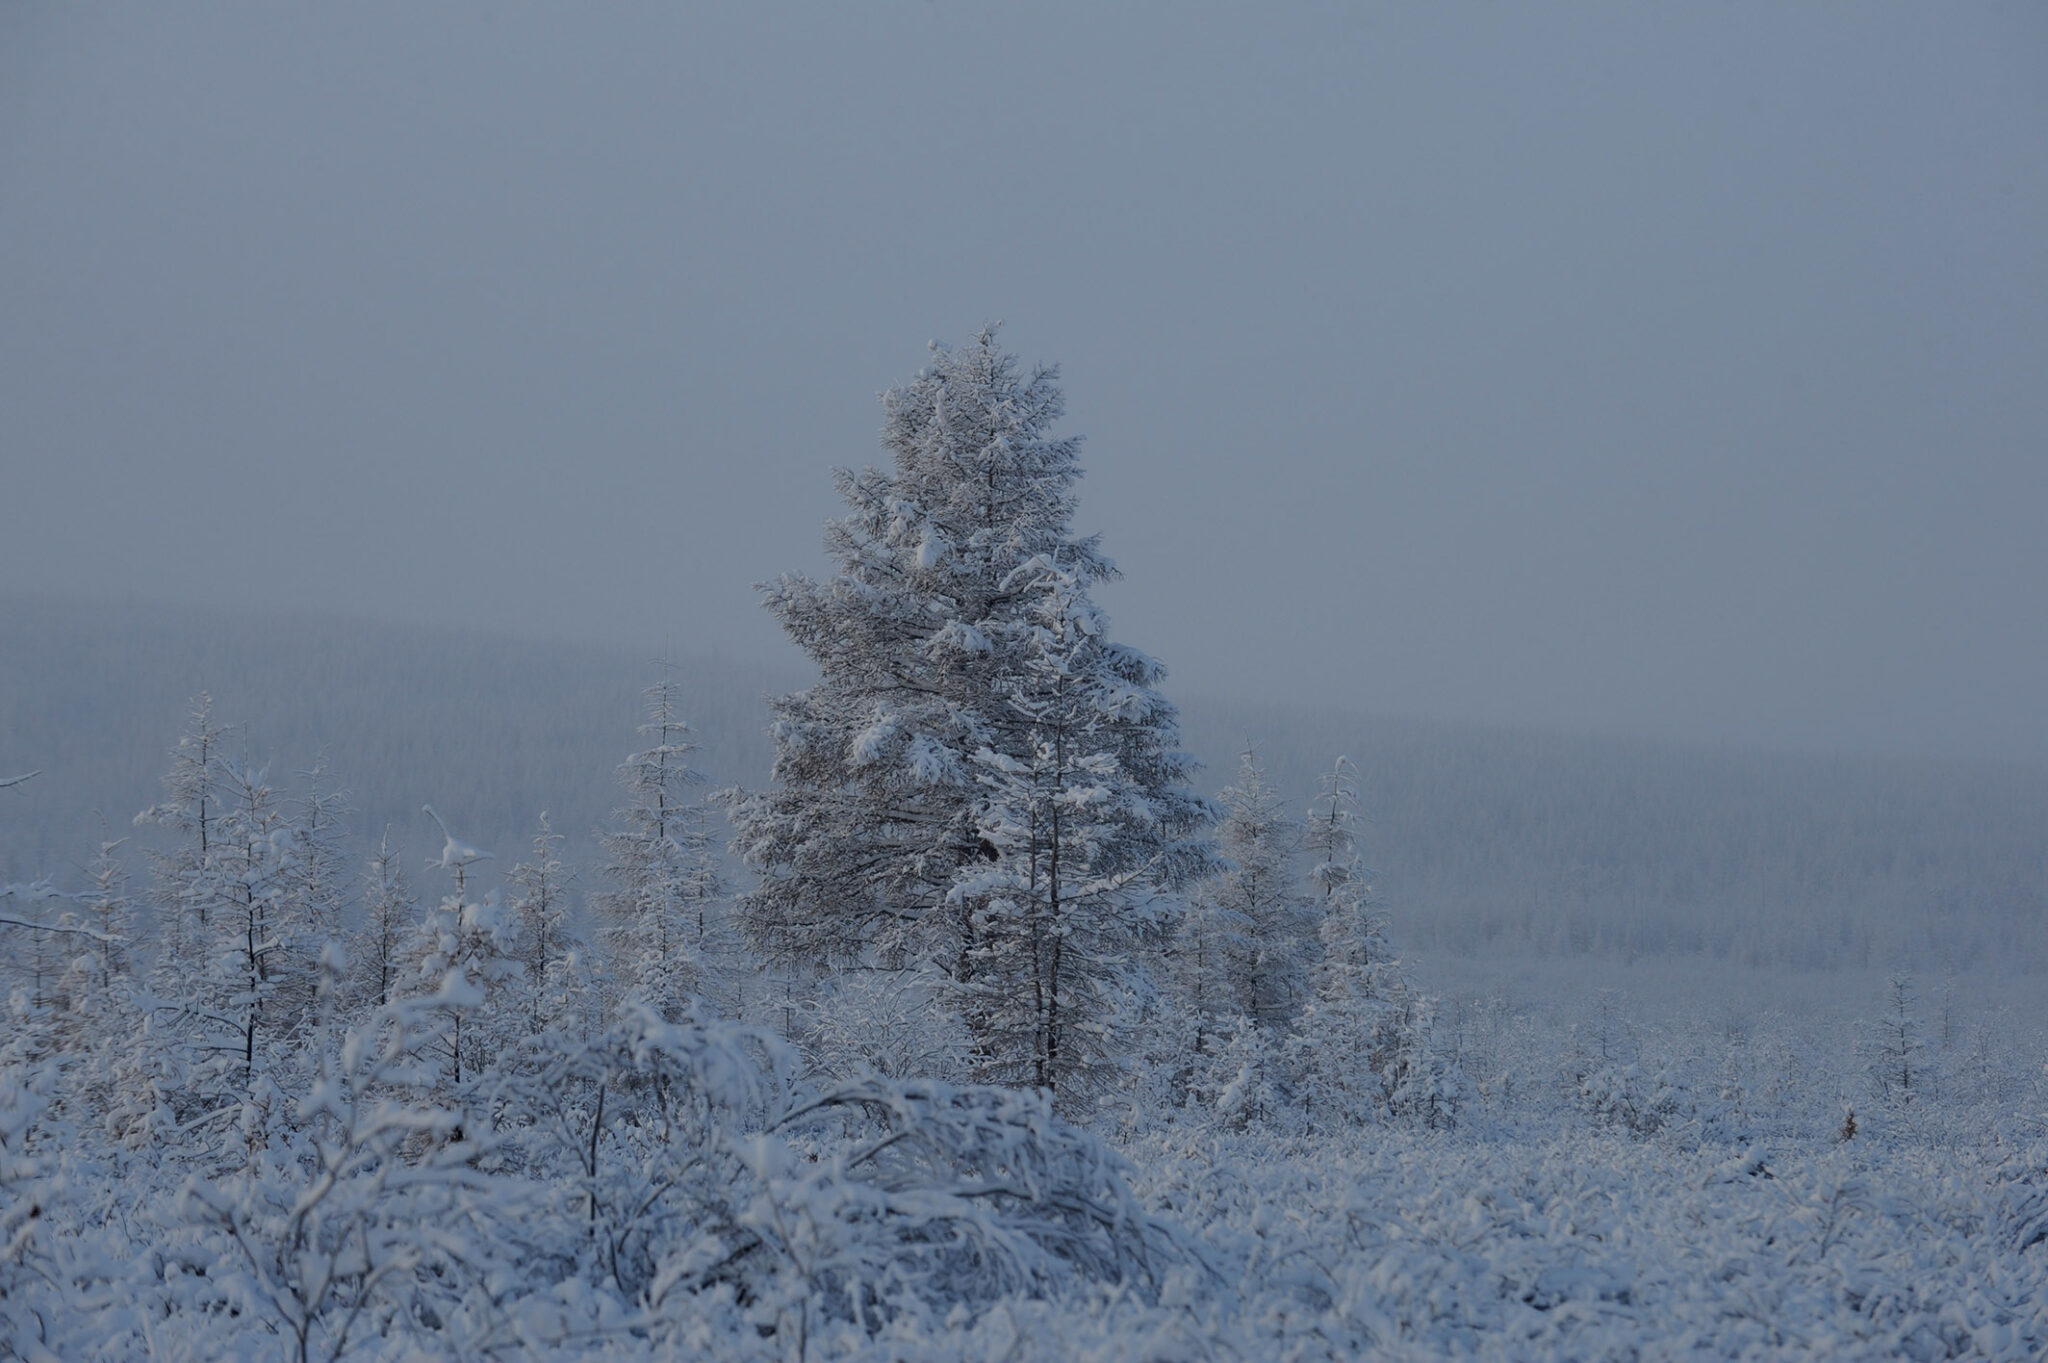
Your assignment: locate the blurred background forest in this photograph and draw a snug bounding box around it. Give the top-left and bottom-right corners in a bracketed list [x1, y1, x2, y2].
[7, 591, 2040, 977]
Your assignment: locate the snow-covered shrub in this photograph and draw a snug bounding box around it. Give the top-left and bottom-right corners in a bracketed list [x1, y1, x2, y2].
[475, 1002, 1183, 1353]
[400, 885, 521, 1089]
[177, 953, 492, 1363]
[486, 1000, 786, 1309]
[1203, 1015, 1297, 1133]
[1123, 1125, 2048, 1362]
[752, 1078, 1186, 1331]
[2004, 1148, 2048, 1258]
[792, 966, 970, 1083]
[1573, 1061, 1688, 1138]
[1294, 970, 1468, 1132]
[0, 1016, 56, 1343]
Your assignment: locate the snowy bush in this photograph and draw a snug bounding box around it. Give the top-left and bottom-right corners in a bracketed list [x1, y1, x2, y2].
[1572, 1061, 1687, 1138]
[790, 967, 970, 1084]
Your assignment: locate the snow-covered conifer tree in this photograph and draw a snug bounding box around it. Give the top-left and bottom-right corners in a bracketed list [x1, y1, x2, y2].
[355, 830, 414, 1010]
[1191, 749, 1315, 1031]
[1303, 756, 1390, 993]
[507, 812, 582, 1036]
[732, 330, 1116, 979]
[1165, 885, 1250, 1070]
[133, 749, 325, 1115]
[135, 694, 231, 963]
[39, 830, 165, 1146]
[39, 832, 135, 1065]
[0, 878, 70, 1018]
[195, 758, 299, 1092]
[281, 757, 351, 956]
[730, 331, 1212, 1080]
[1291, 755, 1463, 1127]
[595, 674, 723, 1020]
[402, 888, 519, 1087]
[957, 558, 1215, 1109]
[1864, 971, 1926, 1109]
[77, 831, 131, 994]
[408, 809, 515, 1086]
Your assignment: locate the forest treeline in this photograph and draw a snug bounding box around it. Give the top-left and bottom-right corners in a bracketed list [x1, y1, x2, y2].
[4, 603, 2040, 973]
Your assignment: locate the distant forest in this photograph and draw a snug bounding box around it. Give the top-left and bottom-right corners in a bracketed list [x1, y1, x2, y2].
[6, 590, 2041, 973]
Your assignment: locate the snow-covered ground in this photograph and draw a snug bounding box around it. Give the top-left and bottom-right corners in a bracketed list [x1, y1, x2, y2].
[6, 953, 2043, 1362]
[985, 1127, 2048, 1362]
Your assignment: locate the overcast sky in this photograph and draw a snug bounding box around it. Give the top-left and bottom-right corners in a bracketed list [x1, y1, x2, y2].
[3, 2, 2043, 764]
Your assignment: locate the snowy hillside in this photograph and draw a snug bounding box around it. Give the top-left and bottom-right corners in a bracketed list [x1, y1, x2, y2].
[4, 592, 2043, 972]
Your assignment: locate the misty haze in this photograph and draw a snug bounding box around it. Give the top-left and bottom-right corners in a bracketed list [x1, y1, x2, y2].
[2, 5, 2044, 1360]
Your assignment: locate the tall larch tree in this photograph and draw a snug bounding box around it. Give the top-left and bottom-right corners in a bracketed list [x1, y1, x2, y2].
[730, 329, 1214, 1102]
[958, 558, 1216, 1107]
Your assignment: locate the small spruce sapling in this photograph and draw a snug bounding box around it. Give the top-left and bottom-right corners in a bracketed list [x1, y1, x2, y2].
[1864, 971, 1926, 1109]
[1196, 748, 1316, 1031]
[283, 758, 352, 957]
[595, 672, 724, 1021]
[135, 694, 232, 961]
[355, 831, 414, 1011]
[407, 808, 514, 1087]
[506, 812, 583, 1037]
[78, 828, 131, 993]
